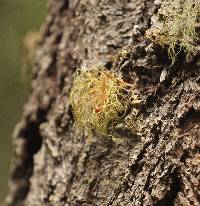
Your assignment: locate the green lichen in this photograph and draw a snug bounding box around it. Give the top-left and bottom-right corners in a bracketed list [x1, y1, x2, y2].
[146, 0, 200, 64]
[69, 67, 139, 137]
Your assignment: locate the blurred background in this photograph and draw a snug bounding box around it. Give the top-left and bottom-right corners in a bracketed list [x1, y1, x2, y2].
[0, 0, 47, 203]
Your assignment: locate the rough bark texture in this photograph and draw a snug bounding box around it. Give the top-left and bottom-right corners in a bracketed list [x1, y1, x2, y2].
[8, 0, 200, 206]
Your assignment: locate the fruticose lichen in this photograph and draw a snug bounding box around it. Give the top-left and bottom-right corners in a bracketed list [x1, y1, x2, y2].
[70, 67, 140, 137]
[146, 0, 200, 64]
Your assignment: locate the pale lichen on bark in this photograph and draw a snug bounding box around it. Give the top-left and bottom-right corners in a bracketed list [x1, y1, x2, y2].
[8, 0, 200, 206]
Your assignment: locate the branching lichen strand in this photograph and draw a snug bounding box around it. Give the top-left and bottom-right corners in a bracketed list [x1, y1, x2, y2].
[146, 0, 200, 64]
[70, 67, 138, 136]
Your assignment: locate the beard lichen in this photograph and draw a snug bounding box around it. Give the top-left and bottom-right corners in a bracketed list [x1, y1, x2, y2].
[146, 0, 200, 64]
[69, 67, 140, 137]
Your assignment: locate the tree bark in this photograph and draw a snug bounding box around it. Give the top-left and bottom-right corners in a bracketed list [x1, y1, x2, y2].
[8, 0, 200, 205]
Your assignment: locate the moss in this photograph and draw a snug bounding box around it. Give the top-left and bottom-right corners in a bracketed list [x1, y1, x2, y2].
[146, 0, 200, 64]
[70, 67, 139, 137]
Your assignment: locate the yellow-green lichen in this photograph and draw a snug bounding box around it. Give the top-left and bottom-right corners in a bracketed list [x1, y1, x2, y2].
[70, 67, 139, 137]
[146, 0, 200, 64]
[22, 31, 40, 80]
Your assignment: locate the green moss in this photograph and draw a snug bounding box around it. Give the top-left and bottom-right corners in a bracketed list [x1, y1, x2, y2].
[146, 0, 200, 64]
[70, 67, 139, 137]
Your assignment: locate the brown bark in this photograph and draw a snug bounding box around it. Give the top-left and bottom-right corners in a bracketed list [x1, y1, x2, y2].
[8, 0, 200, 205]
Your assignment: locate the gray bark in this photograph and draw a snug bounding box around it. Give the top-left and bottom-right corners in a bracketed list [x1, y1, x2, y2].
[8, 0, 200, 205]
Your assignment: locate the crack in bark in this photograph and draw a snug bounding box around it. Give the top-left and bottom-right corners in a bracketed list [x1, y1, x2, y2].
[9, 108, 48, 206]
[155, 169, 181, 206]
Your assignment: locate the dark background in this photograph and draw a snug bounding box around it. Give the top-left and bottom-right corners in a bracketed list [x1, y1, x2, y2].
[0, 0, 47, 203]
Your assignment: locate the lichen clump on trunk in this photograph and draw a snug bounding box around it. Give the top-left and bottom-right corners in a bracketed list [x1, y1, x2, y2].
[146, 0, 200, 64]
[70, 67, 137, 136]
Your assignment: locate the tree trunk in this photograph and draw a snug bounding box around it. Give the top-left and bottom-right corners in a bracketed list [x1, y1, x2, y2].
[8, 0, 200, 205]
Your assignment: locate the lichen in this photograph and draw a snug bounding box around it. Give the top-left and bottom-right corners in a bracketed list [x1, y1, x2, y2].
[69, 67, 140, 137]
[146, 0, 200, 64]
[22, 31, 40, 80]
